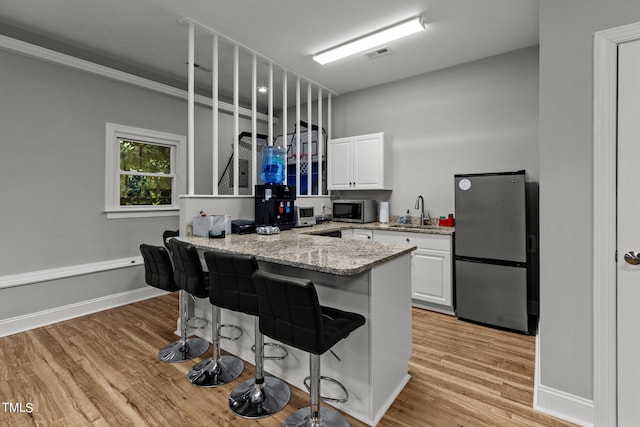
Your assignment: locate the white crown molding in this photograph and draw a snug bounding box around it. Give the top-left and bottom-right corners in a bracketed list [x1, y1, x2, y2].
[0, 34, 270, 122]
[0, 256, 144, 290]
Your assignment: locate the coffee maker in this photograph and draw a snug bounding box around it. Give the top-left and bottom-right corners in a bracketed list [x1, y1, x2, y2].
[254, 184, 296, 230]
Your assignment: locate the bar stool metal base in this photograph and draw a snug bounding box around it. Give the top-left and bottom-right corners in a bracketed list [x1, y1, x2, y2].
[229, 376, 291, 418]
[157, 337, 209, 363]
[283, 406, 349, 427]
[188, 355, 244, 387]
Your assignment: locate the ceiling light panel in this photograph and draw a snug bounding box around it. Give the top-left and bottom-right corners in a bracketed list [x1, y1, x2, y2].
[313, 16, 425, 65]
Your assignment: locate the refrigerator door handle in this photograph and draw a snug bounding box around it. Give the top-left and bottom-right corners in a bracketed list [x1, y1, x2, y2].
[455, 256, 527, 268]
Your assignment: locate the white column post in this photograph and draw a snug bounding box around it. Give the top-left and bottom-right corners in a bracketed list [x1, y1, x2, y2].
[317, 87, 322, 195]
[212, 34, 219, 195]
[282, 71, 288, 185]
[328, 93, 332, 141]
[252, 54, 257, 194]
[296, 77, 301, 196]
[307, 82, 312, 196]
[187, 22, 195, 195]
[268, 62, 274, 145]
[233, 45, 239, 196]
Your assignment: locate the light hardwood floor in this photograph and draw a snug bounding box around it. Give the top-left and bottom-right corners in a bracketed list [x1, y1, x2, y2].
[0, 294, 576, 426]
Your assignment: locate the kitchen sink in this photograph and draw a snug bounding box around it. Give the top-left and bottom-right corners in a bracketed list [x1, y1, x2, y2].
[388, 223, 441, 229]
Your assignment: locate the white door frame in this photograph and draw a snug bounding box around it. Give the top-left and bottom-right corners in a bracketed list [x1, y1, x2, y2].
[593, 21, 640, 427]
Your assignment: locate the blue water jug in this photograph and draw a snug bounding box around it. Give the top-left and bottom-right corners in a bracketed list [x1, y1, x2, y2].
[261, 145, 286, 184]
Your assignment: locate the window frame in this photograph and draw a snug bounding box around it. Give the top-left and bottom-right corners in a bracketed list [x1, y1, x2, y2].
[105, 123, 186, 219]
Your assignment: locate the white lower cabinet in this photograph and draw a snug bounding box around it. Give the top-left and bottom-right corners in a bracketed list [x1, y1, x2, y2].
[374, 230, 453, 313]
[340, 229, 353, 239]
[352, 229, 373, 241]
[341, 228, 373, 241]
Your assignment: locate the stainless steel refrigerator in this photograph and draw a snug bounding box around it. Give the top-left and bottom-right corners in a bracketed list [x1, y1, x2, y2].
[454, 171, 538, 335]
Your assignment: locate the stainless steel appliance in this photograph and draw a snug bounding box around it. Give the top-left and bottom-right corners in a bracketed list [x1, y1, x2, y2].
[332, 200, 377, 223]
[255, 184, 296, 230]
[454, 171, 539, 335]
[294, 206, 315, 227]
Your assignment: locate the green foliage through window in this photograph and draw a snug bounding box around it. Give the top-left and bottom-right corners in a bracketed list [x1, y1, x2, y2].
[120, 140, 171, 173]
[119, 139, 173, 206]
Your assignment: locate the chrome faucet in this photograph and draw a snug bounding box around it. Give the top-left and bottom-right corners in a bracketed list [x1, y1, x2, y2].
[415, 195, 429, 225]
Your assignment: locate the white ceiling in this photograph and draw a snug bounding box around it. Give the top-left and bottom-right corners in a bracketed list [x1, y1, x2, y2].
[0, 0, 539, 108]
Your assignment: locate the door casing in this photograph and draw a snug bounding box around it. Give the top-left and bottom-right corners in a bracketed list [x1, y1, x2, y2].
[593, 21, 640, 427]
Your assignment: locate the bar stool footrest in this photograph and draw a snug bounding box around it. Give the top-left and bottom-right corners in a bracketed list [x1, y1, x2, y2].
[251, 342, 289, 360]
[303, 375, 349, 404]
[186, 316, 208, 329]
[219, 324, 243, 341]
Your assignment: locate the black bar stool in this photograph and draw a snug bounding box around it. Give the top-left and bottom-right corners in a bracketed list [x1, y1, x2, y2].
[186, 250, 247, 388]
[139, 243, 183, 361]
[162, 229, 179, 251]
[253, 270, 366, 427]
[163, 230, 207, 331]
[202, 250, 290, 416]
[162, 239, 210, 362]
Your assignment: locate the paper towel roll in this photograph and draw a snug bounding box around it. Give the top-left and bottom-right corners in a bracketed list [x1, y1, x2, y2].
[379, 202, 389, 223]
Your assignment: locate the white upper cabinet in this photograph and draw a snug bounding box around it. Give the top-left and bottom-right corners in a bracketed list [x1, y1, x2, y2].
[327, 137, 352, 189]
[328, 132, 391, 190]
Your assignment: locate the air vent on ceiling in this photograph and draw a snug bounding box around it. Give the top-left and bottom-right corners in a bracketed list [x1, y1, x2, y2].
[364, 47, 390, 60]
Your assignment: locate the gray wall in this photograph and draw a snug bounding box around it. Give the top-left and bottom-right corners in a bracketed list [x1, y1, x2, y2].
[331, 46, 539, 223]
[0, 50, 187, 276]
[0, 48, 224, 320]
[539, 0, 640, 400]
[0, 46, 283, 322]
[7, 0, 640, 406]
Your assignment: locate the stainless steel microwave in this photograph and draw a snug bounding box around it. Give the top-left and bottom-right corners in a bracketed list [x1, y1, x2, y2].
[332, 200, 377, 223]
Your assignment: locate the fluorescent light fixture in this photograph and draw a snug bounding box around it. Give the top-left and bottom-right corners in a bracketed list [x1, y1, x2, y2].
[313, 16, 425, 65]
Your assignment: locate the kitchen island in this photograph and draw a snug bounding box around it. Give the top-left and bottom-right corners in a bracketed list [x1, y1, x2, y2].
[182, 231, 415, 426]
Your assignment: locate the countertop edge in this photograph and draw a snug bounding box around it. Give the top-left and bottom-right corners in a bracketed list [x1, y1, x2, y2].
[257, 245, 416, 275]
[182, 232, 418, 276]
[294, 222, 455, 236]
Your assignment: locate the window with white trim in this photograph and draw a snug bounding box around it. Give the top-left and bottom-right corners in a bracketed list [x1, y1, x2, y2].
[105, 123, 185, 219]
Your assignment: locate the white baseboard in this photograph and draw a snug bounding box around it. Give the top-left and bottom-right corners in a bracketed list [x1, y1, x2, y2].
[0, 287, 167, 338]
[534, 384, 594, 427]
[533, 331, 594, 427]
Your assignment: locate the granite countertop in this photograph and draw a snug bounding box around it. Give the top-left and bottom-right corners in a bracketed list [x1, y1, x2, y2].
[184, 231, 416, 276]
